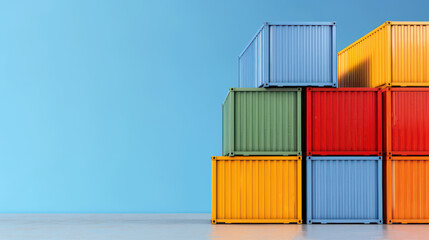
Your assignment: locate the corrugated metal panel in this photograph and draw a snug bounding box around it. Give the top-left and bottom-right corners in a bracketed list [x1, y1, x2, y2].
[338, 21, 429, 87]
[222, 88, 301, 156]
[338, 22, 389, 87]
[392, 23, 429, 86]
[307, 156, 383, 224]
[238, 24, 269, 88]
[239, 22, 337, 88]
[269, 25, 336, 86]
[384, 88, 429, 156]
[222, 94, 231, 156]
[385, 156, 429, 224]
[306, 88, 382, 156]
[211, 156, 302, 224]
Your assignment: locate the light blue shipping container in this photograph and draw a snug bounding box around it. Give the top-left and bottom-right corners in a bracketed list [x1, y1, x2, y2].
[239, 22, 337, 88]
[306, 156, 383, 224]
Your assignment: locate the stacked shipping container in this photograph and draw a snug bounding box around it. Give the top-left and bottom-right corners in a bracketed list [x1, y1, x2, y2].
[338, 22, 429, 88]
[213, 88, 303, 223]
[212, 23, 336, 224]
[383, 88, 429, 223]
[305, 88, 382, 156]
[211, 156, 302, 224]
[338, 22, 429, 224]
[306, 88, 383, 224]
[306, 156, 383, 224]
[222, 88, 302, 157]
[212, 21, 429, 224]
[239, 22, 337, 88]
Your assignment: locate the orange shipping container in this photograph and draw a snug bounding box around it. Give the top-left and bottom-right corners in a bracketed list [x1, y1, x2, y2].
[338, 21, 429, 87]
[211, 156, 302, 224]
[385, 156, 429, 224]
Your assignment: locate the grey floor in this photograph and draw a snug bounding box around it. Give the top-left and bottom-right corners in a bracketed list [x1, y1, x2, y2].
[0, 214, 428, 240]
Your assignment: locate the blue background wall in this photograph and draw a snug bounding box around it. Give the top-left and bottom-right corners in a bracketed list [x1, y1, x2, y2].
[0, 0, 427, 213]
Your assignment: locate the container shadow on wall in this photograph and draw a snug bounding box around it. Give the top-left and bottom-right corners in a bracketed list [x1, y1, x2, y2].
[337, 58, 371, 88]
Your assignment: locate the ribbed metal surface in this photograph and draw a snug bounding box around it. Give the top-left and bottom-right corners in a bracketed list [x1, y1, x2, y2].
[222, 88, 301, 156]
[239, 22, 336, 88]
[392, 24, 429, 86]
[211, 156, 302, 224]
[269, 25, 336, 86]
[384, 88, 429, 155]
[307, 156, 383, 224]
[338, 21, 429, 87]
[239, 25, 268, 88]
[222, 93, 232, 156]
[338, 23, 389, 87]
[385, 156, 429, 224]
[307, 88, 382, 156]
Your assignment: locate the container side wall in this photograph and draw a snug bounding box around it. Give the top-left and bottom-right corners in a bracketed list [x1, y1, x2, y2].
[239, 26, 268, 87]
[309, 157, 381, 221]
[222, 93, 232, 156]
[308, 90, 381, 155]
[269, 25, 335, 86]
[391, 90, 429, 154]
[338, 24, 388, 87]
[388, 157, 429, 222]
[234, 90, 300, 155]
[214, 157, 301, 222]
[392, 25, 429, 86]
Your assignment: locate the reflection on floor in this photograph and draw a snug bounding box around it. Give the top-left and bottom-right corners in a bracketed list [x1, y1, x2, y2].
[0, 214, 428, 240]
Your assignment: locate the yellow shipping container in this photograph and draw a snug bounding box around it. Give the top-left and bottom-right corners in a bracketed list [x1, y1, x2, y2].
[211, 156, 302, 224]
[338, 21, 429, 87]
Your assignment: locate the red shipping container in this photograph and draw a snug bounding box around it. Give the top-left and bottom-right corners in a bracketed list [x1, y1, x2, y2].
[306, 88, 382, 156]
[384, 88, 429, 156]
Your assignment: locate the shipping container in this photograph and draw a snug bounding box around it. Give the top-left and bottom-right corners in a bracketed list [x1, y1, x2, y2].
[385, 156, 429, 224]
[306, 156, 383, 224]
[383, 88, 429, 156]
[306, 88, 382, 156]
[239, 22, 337, 88]
[211, 156, 302, 224]
[338, 21, 429, 87]
[223, 88, 301, 156]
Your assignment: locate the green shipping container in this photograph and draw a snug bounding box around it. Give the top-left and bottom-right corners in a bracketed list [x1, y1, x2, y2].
[223, 88, 302, 156]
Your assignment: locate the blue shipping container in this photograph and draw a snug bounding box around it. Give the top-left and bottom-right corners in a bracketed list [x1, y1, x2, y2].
[239, 22, 337, 88]
[306, 156, 383, 224]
